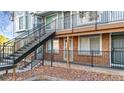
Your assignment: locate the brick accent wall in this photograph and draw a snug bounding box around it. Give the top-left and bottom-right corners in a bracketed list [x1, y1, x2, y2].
[72, 33, 110, 66]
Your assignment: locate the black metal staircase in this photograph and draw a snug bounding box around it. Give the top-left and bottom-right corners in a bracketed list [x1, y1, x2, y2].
[0, 20, 56, 71]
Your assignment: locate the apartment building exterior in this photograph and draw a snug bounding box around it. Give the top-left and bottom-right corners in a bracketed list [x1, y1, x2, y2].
[14, 11, 124, 68]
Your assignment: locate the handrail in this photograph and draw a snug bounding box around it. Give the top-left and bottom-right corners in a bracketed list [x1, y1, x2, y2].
[4, 23, 44, 45]
[4, 18, 56, 46]
[14, 19, 56, 45]
[0, 16, 57, 68]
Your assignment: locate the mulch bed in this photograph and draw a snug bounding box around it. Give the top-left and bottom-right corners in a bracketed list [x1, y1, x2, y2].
[1, 65, 124, 81]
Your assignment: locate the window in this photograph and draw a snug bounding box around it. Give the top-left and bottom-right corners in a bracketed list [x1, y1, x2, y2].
[53, 40, 59, 53]
[37, 17, 42, 26]
[90, 37, 100, 51]
[46, 40, 51, 53]
[46, 14, 57, 30]
[46, 39, 59, 53]
[79, 36, 101, 55]
[19, 16, 23, 29]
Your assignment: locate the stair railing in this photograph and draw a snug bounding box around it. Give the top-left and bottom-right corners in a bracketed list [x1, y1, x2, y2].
[2, 19, 56, 66]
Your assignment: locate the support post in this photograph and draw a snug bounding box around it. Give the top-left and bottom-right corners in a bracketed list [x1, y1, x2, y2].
[42, 44, 45, 66]
[13, 64, 16, 81]
[5, 69, 8, 75]
[51, 38, 53, 67]
[3, 44, 4, 60]
[95, 11, 97, 31]
[67, 36, 70, 67]
[91, 51, 94, 67]
[72, 13, 73, 33]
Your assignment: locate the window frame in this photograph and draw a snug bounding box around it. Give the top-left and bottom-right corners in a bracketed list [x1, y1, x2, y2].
[45, 13, 58, 30]
[53, 39, 59, 53]
[46, 39, 59, 54]
[19, 16, 24, 30]
[78, 35, 102, 56]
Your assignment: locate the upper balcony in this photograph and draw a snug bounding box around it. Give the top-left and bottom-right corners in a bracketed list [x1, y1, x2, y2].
[41, 11, 124, 36]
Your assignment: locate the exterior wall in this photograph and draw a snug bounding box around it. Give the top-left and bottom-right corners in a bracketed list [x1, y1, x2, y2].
[14, 11, 43, 53]
[72, 34, 110, 66]
[44, 33, 110, 67]
[14, 11, 42, 35]
[13, 11, 124, 67]
[14, 11, 28, 34]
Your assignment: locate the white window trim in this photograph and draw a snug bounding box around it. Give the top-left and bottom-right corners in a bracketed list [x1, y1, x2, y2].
[78, 35, 102, 56]
[46, 40, 51, 53]
[18, 15, 28, 31]
[53, 39, 59, 54]
[14, 12, 26, 19]
[109, 33, 112, 67]
[19, 16, 24, 30]
[46, 39, 60, 54]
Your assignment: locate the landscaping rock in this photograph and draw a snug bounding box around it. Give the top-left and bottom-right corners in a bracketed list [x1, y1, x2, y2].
[2, 65, 124, 81]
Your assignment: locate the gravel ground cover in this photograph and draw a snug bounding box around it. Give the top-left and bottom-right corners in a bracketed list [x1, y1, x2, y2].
[1, 65, 124, 81]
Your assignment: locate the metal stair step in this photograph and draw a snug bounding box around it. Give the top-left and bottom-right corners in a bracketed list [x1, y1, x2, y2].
[0, 63, 13, 68]
[4, 56, 19, 60]
[10, 53, 22, 57]
[19, 48, 29, 51]
[1, 32, 54, 67]
[21, 41, 37, 49]
[31, 60, 41, 67]
[2, 59, 14, 63]
[4, 56, 18, 60]
[16, 50, 25, 53]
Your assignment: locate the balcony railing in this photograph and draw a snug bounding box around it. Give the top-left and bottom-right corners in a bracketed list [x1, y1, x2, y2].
[41, 11, 124, 32]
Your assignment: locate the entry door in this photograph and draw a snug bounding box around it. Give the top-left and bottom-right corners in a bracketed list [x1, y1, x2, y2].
[64, 12, 70, 29]
[64, 38, 73, 61]
[112, 35, 124, 65]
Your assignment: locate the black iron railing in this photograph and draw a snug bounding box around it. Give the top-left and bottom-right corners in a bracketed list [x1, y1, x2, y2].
[44, 50, 124, 69]
[0, 19, 56, 68]
[1, 11, 124, 70]
[0, 45, 3, 62]
[44, 11, 124, 32]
